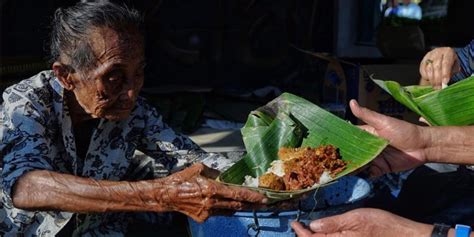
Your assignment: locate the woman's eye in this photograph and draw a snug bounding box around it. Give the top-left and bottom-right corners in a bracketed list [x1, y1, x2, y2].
[109, 76, 121, 82]
[109, 72, 124, 82]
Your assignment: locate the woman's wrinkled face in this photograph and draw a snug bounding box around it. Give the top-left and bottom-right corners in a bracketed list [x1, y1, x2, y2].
[71, 27, 145, 121]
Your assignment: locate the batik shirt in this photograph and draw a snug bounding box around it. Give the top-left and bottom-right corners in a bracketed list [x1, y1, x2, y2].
[452, 40, 474, 82]
[0, 70, 235, 236]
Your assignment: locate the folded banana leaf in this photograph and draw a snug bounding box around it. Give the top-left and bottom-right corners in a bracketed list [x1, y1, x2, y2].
[218, 92, 389, 202]
[373, 75, 474, 126]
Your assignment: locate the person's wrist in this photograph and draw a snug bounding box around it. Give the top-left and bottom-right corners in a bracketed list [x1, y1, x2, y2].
[417, 125, 432, 163]
[419, 126, 448, 164]
[415, 222, 437, 237]
[134, 179, 171, 212]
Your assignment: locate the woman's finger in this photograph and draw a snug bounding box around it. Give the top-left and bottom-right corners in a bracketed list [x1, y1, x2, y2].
[419, 58, 428, 79]
[207, 198, 245, 210]
[211, 183, 268, 203]
[440, 54, 454, 86]
[432, 58, 443, 89]
[426, 62, 435, 87]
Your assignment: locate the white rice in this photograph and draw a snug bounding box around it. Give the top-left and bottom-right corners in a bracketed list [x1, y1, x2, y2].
[316, 171, 333, 185]
[267, 160, 285, 177]
[243, 175, 259, 187]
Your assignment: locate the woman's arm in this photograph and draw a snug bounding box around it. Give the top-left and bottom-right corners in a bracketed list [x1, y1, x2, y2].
[12, 163, 267, 222]
[13, 170, 166, 213]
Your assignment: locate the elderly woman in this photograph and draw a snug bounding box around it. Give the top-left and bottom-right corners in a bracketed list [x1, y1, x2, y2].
[0, 2, 266, 236]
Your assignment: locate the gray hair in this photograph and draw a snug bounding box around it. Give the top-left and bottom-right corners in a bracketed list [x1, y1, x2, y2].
[50, 1, 143, 71]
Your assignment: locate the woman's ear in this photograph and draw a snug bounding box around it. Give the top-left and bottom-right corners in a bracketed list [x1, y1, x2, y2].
[52, 62, 75, 91]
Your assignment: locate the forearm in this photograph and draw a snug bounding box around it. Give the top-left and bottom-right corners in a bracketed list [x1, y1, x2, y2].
[423, 126, 474, 165]
[12, 170, 169, 213]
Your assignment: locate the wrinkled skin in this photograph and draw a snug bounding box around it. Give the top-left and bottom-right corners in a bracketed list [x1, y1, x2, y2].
[291, 208, 438, 237]
[53, 26, 145, 123]
[13, 163, 267, 223]
[349, 100, 427, 177]
[349, 99, 474, 176]
[155, 163, 267, 222]
[419, 47, 460, 90]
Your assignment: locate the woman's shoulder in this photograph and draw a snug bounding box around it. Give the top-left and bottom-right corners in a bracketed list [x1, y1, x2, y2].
[2, 70, 57, 114]
[3, 70, 56, 99]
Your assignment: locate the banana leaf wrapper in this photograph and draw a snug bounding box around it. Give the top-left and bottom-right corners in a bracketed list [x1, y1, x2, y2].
[218, 92, 389, 202]
[373, 75, 474, 126]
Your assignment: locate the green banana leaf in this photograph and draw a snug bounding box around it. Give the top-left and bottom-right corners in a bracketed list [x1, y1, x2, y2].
[373, 75, 474, 126]
[218, 92, 389, 202]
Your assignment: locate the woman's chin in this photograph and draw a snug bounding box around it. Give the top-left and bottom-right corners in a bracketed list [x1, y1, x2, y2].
[98, 109, 131, 121]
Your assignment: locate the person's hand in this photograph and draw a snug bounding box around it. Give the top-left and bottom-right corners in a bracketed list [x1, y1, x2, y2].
[291, 208, 434, 237]
[159, 163, 267, 222]
[420, 47, 460, 90]
[350, 100, 428, 176]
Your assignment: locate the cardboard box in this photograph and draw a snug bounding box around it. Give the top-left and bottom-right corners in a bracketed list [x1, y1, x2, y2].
[358, 64, 422, 125]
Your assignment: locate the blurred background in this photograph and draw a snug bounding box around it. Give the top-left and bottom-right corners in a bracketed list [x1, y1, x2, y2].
[1, 0, 474, 231]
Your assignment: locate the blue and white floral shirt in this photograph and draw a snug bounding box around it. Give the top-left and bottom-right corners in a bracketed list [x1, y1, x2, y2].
[0, 71, 235, 236]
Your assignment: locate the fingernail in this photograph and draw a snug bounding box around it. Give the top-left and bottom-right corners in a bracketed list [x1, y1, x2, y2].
[310, 221, 322, 231]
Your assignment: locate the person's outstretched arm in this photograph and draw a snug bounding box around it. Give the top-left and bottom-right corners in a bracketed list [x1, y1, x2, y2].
[12, 163, 267, 222]
[350, 99, 474, 176]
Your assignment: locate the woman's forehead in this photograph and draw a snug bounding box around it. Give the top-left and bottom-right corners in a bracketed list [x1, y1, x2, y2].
[88, 27, 144, 61]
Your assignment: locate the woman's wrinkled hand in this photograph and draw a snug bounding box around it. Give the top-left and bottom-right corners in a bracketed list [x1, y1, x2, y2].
[291, 208, 433, 237]
[420, 47, 460, 90]
[350, 100, 427, 177]
[160, 163, 268, 222]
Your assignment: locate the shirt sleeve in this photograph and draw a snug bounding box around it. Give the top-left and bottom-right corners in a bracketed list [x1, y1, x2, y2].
[452, 40, 474, 82]
[0, 90, 54, 197]
[135, 99, 236, 173]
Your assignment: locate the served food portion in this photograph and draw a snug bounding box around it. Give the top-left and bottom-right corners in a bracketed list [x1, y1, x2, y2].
[243, 145, 347, 191]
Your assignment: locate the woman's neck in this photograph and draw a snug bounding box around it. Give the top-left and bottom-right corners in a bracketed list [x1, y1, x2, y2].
[65, 91, 96, 126]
